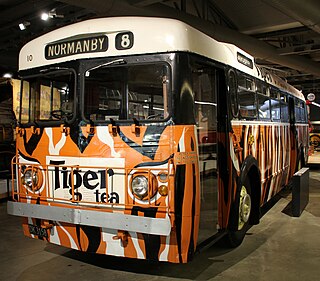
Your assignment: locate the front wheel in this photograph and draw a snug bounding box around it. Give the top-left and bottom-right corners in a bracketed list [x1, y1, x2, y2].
[227, 178, 252, 247]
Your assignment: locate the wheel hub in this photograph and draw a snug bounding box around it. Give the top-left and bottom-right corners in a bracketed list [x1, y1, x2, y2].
[238, 185, 251, 230]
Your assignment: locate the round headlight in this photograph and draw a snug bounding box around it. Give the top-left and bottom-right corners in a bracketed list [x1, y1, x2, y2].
[131, 175, 148, 199]
[23, 168, 40, 190]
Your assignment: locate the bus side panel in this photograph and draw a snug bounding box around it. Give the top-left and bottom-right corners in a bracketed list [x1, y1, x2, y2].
[230, 122, 294, 206]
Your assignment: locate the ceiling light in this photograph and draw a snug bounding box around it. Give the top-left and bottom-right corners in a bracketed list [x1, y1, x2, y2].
[3, 73, 13, 78]
[41, 9, 64, 21]
[41, 12, 49, 21]
[18, 21, 30, 30]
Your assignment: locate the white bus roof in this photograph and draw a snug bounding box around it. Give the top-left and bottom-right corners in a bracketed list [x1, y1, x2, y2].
[19, 16, 304, 100]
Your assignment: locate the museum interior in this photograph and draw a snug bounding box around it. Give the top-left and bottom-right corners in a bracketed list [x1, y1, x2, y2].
[0, 1, 320, 280]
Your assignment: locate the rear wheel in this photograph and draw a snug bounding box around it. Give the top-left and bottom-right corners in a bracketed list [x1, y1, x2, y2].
[227, 177, 252, 247]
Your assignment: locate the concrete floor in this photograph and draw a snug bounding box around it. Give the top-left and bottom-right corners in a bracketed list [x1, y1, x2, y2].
[1, 167, 320, 281]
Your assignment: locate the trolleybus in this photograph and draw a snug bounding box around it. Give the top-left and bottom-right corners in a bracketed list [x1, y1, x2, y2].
[7, 17, 308, 263]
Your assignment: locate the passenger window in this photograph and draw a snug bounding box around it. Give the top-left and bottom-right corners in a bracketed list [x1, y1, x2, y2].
[271, 98, 281, 120]
[295, 100, 306, 123]
[257, 80, 270, 120]
[280, 93, 289, 122]
[238, 75, 257, 119]
[270, 88, 281, 121]
[257, 93, 270, 119]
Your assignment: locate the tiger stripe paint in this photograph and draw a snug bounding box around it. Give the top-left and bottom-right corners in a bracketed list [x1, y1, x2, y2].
[12, 124, 201, 263]
[230, 121, 308, 205]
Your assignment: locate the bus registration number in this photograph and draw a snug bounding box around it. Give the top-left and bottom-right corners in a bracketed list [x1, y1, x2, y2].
[28, 224, 48, 238]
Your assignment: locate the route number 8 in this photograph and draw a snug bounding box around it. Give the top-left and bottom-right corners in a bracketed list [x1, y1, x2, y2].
[115, 32, 134, 50]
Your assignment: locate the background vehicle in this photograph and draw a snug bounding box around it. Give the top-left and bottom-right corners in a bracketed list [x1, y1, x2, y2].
[308, 121, 320, 164]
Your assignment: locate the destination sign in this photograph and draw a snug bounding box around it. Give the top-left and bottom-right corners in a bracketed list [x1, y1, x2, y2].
[237, 52, 253, 69]
[45, 35, 109, 60]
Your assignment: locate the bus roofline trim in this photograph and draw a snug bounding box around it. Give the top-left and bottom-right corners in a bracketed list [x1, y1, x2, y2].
[7, 201, 171, 236]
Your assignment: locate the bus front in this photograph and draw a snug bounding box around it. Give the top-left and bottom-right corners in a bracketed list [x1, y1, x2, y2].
[7, 18, 202, 263]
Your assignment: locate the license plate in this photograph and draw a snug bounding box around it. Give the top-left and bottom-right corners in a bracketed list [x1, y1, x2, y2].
[28, 224, 48, 238]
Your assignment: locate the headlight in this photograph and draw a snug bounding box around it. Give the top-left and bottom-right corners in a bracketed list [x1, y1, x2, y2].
[22, 167, 42, 191]
[131, 175, 148, 199]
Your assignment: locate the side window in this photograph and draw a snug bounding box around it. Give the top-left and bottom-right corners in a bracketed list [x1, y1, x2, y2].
[302, 102, 307, 122]
[238, 74, 257, 119]
[20, 70, 75, 123]
[20, 81, 30, 123]
[270, 88, 281, 121]
[228, 70, 238, 117]
[256, 80, 270, 120]
[295, 100, 301, 122]
[295, 99, 307, 123]
[280, 92, 289, 122]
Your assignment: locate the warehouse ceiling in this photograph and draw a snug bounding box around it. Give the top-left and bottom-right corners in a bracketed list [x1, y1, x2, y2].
[1, 0, 320, 96]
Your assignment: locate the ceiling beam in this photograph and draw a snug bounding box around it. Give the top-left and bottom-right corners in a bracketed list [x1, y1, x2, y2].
[130, 0, 163, 7]
[262, 0, 320, 34]
[279, 43, 320, 56]
[253, 26, 311, 39]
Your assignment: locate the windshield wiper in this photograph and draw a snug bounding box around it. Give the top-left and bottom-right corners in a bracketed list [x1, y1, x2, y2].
[85, 59, 126, 76]
[39, 67, 70, 73]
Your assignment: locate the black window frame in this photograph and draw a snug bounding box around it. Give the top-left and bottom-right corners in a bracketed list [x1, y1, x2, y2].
[80, 55, 173, 125]
[227, 69, 239, 118]
[18, 67, 77, 127]
[237, 72, 257, 119]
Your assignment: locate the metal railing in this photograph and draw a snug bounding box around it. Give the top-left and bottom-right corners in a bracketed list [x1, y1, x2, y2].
[11, 157, 174, 213]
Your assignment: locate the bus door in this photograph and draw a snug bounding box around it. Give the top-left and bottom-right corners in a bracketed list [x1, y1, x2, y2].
[192, 63, 219, 244]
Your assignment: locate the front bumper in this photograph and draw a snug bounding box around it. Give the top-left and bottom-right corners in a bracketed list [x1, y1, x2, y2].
[7, 201, 171, 236]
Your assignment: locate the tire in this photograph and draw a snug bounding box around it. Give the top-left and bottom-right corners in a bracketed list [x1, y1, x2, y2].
[226, 177, 252, 247]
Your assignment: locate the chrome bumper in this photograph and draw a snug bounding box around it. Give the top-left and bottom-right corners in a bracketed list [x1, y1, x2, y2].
[7, 201, 171, 236]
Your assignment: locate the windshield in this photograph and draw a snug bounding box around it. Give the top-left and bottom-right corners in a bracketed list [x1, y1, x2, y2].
[19, 69, 75, 123]
[84, 63, 169, 121]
